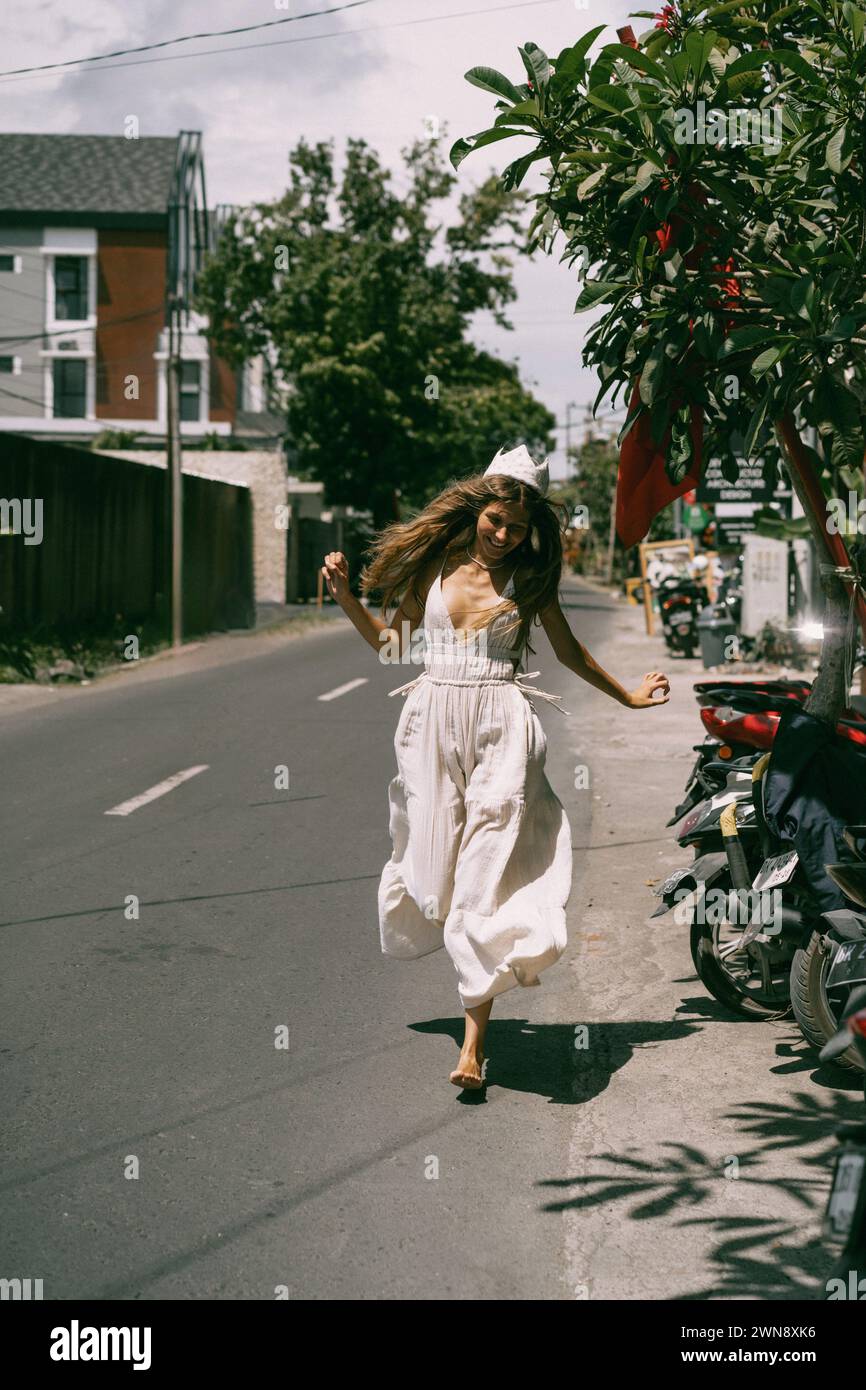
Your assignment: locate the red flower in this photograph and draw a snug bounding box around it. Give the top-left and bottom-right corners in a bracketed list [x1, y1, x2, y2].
[655, 222, 674, 254]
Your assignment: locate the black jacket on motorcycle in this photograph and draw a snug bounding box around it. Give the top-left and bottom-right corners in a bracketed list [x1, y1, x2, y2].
[764, 706, 866, 911]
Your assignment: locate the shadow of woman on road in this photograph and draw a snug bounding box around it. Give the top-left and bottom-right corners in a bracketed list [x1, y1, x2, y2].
[409, 1017, 700, 1105]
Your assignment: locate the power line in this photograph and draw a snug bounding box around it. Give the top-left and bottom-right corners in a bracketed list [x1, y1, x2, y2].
[0, 0, 560, 84]
[0, 305, 166, 350]
[0, 379, 50, 410]
[0, 1, 375, 79]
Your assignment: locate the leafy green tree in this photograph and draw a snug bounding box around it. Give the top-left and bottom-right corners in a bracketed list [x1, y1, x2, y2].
[195, 136, 554, 527]
[453, 2, 866, 720]
[553, 433, 675, 578]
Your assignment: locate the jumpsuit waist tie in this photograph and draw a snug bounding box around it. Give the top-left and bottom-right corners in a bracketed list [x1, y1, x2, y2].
[387, 669, 569, 716]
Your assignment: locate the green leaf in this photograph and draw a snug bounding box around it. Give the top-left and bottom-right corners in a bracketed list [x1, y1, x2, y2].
[639, 346, 666, 406]
[844, 2, 866, 43]
[577, 169, 606, 199]
[826, 122, 848, 173]
[662, 248, 683, 281]
[720, 326, 781, 357]
[464, 67, 524, 102]
[705, 0, 765, 17]
[649, 393, 672, 447]
[820, 314, 856, 342]
[585, 84, 635, 115]
[706, 46, 727, 80]
[685, 29, 718, 82]
[449, 126, 524, 169]
[743, 388, 771, 459]
[617, 159, 658, 206]
[752, 345, 785, 376]
[692, 314, 718, 359]
[502, 149, 548, 190]
[667, 406, 696, 485]
[763, 48, 820, 84]
[493, 101, 538, 128]
[599, 42, 667, 83]
[789, 275, 815, 322]
[519, 42, 551, 88]
[814, 378, 865, 469]
[573, 279, 625, 311]
[553, 25, 607, 82]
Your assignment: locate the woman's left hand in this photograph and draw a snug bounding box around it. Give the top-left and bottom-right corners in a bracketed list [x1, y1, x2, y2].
[628, 671, 670, 708]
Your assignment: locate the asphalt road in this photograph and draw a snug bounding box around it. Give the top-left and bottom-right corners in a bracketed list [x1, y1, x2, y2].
[0, 583, 605, 1300]
[1, 581, 860, 1300]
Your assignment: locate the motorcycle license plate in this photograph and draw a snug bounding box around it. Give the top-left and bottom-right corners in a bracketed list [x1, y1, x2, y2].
[676, 624, 691, 635]
[827, 938, 866, 989]
[752, 850, 799, 892]
[824, 1148, 866, 1242]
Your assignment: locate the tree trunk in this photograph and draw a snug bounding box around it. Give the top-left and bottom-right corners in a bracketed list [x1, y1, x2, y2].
[805, 556, 853, 725]
[774, 415, 865, 726]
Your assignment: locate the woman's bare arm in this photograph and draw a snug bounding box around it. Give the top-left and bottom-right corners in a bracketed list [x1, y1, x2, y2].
[321, 551, 431, 658]
[539, 595, 669, 709]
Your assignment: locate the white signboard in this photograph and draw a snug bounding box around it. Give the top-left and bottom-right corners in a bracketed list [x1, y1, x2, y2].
[741, 535, 789, 637]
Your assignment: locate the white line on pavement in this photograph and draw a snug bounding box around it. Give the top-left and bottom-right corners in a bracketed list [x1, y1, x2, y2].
[317, 677, 369, 702]
[104, 765, 210, 816]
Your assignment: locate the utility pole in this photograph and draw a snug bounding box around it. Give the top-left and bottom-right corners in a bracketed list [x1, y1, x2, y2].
[564, 400, 578, 480]
[166, 294, 183, 647]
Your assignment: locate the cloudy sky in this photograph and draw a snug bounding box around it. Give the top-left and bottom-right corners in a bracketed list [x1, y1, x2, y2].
[2, 0, 645, 477]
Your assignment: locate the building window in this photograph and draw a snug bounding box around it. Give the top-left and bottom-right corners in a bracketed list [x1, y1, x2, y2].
[53, 358, 87, 417]
[0, 254, 21, 273]
[54, 256, 88, 320]
[0, 356, 18, 373]
[179, 360, 201, 421]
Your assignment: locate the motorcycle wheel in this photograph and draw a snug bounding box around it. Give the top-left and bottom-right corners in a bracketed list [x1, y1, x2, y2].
[790, 931, 864, 1072]
[689, 911, 793, 1019]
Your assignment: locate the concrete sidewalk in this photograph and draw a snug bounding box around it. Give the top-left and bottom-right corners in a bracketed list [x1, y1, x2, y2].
[554, 588, 856, 1301]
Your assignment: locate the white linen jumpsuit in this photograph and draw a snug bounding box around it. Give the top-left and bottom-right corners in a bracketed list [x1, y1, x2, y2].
[377, 555, 573, 1008]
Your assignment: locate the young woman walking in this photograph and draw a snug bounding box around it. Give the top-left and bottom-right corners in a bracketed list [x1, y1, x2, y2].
[322, 446, 670, 1089]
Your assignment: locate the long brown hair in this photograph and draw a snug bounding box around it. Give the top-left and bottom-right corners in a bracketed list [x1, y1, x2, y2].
[360, 472, 569, 654]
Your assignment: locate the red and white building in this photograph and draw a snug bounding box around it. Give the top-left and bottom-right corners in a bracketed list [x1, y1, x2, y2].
[0, 130, 276, 443]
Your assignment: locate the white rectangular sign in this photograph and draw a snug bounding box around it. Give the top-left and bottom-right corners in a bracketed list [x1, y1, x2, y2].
[741, 534, 789, 637]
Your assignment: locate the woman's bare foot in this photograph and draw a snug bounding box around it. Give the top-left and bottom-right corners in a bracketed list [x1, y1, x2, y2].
[449, 1047, 485, 1090]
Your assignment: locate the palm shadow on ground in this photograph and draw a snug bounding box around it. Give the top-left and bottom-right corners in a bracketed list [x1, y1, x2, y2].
[538, 1074, 863, 1299]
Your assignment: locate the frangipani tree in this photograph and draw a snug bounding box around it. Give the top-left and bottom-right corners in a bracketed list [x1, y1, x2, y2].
[452, 0, 866, 721]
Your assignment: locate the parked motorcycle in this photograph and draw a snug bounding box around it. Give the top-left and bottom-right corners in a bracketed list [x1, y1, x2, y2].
[657, 575, 705, 659]
[655, 696, 866, 1050]
[819, 987, 866, 1299]
[715, 563, 743, 630]
[791, 834, 866, 1072]
[668, 681, 866, 827]
[666, 753, 801, 1019]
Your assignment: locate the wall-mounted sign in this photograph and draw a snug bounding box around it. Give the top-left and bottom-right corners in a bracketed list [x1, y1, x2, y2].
[697, 457, 776, 505]
[716, 516, 757, 549]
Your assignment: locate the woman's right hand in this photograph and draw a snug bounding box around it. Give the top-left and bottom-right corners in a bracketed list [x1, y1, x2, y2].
[322, 550, 350, 603]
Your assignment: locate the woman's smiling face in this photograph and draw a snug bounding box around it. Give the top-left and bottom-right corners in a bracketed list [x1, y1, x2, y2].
[475, 500, 530, 561]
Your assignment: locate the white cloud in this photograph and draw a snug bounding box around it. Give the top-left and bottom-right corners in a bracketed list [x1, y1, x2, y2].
[1, 0, 641, 470]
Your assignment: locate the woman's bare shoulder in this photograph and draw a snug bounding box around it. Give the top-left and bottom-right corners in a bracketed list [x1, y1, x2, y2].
[406, 549, 448, 610]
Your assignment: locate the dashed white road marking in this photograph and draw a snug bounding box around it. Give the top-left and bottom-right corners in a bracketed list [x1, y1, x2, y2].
[317, 677, 369, 702]
[104, 765, 210, 816]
